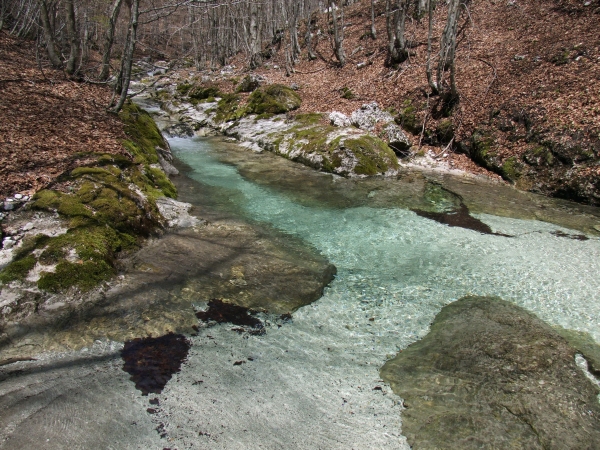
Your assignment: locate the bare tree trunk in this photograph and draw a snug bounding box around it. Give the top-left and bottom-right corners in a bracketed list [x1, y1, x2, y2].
[305, 11, 317, 60]
[81, 11, 89, 67]
[249, 1, 262, 69]
[39, 0, 62, 68]
[100, 0, 123, 81]
[370, 0, 377, 39]
[64, 0, 78, 75]
[386, 0, 408, 66]
[329, 0, 345, 66]
[188, 5, 200, 69]
[437, 0, 460, 96]
[426, 0, 437, 93]
[111, 0, 138, 114]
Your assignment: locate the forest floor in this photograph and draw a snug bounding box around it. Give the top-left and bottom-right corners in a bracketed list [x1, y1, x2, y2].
[1, 0, 599, 201]
[0, 32, 129, 199]
[238, 0, 600, 182]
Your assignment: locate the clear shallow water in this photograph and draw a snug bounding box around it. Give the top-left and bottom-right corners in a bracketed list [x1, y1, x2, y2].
[138, 137, 600, 448]
[173, 137, 600, 343]
[3, 135, 600, 449]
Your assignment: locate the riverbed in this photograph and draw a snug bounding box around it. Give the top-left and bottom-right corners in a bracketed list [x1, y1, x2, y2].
[1, 134, 599, 449]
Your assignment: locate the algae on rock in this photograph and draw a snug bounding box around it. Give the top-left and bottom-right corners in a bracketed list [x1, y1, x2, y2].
[380, 296, 600, 449]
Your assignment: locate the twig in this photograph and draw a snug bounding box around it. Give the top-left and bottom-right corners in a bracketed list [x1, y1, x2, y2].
[293, 66, 328, 75]
[0, 357, 36, 367]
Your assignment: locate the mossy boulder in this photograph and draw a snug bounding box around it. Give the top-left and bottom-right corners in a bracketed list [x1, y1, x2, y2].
[269, 122, 398, 177]
[188, 84, 221, 100]
[214, 93, 246, 123]
[381, 296, 600, 449]
[0, 103, 174, 293]
[247, 84, 301, 115]
[395, 100, 420, 135]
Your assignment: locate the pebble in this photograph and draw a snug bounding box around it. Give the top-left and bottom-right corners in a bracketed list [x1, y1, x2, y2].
[14, 194, 23, 200]
[22, 222, 34, 231]
[2, 201, 14, 211]
[2, 238, 16, 249]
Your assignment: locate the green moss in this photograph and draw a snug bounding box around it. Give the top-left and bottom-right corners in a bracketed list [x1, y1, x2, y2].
[436, 119, 454, 144]
[471, 130, 496, 160]
[10, 104, 174, 294]
[214, 93, 246, 123]
[0, 255, 37, 284]
[501, 156, 523, 182]
[145, 166, 177, 198]
[176, 82, 193, 95]
[396, 100, 420, 134]
[295, 113, 323, 126]
[188, 85, 221, 100]
[343, 135, 399, 175]
[340, 87, 355, 99]
[38, 260, 114, 292]
[247, 84, 301, 115]
[119, 102, 165, 164]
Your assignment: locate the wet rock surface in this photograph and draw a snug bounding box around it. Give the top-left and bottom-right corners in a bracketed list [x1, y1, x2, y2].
[380, 296, 600, 450]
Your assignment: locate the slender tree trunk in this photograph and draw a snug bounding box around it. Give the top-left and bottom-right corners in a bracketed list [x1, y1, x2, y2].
[249, 1, 262, 69]
[329, 0, 345, 66]
[426, 0, 437, 93]
[64, 0, 78, 75]
[188, 6, 200, 69]
[370, 0, 377, 39]
[100, 0, 123, 81]
[111, 0, 138, 114]
[305, 12, 317, 60]
[39, 0, 62, 68]
[437, 0, 460, 96]
[81, 11, 89, 67]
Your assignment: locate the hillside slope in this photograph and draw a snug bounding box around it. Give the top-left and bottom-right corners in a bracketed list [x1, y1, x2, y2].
[244, 0, 600, 204]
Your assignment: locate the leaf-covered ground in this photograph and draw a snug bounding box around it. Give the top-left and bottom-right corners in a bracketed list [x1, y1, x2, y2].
[0, 32, 129, 199]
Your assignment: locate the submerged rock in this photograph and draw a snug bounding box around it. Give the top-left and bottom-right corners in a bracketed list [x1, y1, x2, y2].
[121, 333, 191, 395]
[380, 296, 600, 449]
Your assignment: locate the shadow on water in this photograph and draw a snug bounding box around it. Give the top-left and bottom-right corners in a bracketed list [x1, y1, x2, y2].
[412, 204, 513, 237]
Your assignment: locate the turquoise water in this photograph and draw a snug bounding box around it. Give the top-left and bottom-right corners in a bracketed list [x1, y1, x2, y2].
[3, 135, 599, 449]
[139, 136, 600, 449]
[172, 137, 600, 343]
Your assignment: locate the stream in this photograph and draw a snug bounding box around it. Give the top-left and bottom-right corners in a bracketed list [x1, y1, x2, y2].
[1, 133, 600, 449]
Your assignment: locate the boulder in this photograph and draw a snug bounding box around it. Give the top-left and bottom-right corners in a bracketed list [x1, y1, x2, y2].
[329, 111, 350, 127]
[380, 296, 600, 450]
[350, 102, 394, 132]
[236, 74, 265, 93]
[246, 84, 302, 115]
[382, 123, 411, 156]
[163, 122, 194, 138]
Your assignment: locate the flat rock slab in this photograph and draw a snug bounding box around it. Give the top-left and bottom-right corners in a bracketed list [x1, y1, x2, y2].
[381, 296, 600, 449]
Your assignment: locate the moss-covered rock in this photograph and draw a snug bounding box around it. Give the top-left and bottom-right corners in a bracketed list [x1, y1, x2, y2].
[381, 296, 600, 449]
[247, 84, 301, 115]
[267, 121, 398, 177]
[395, 100, 420, 135]
[0, 103, 174, 292]
[188, 84, 221, 100]
[214, 93, 246, 123]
